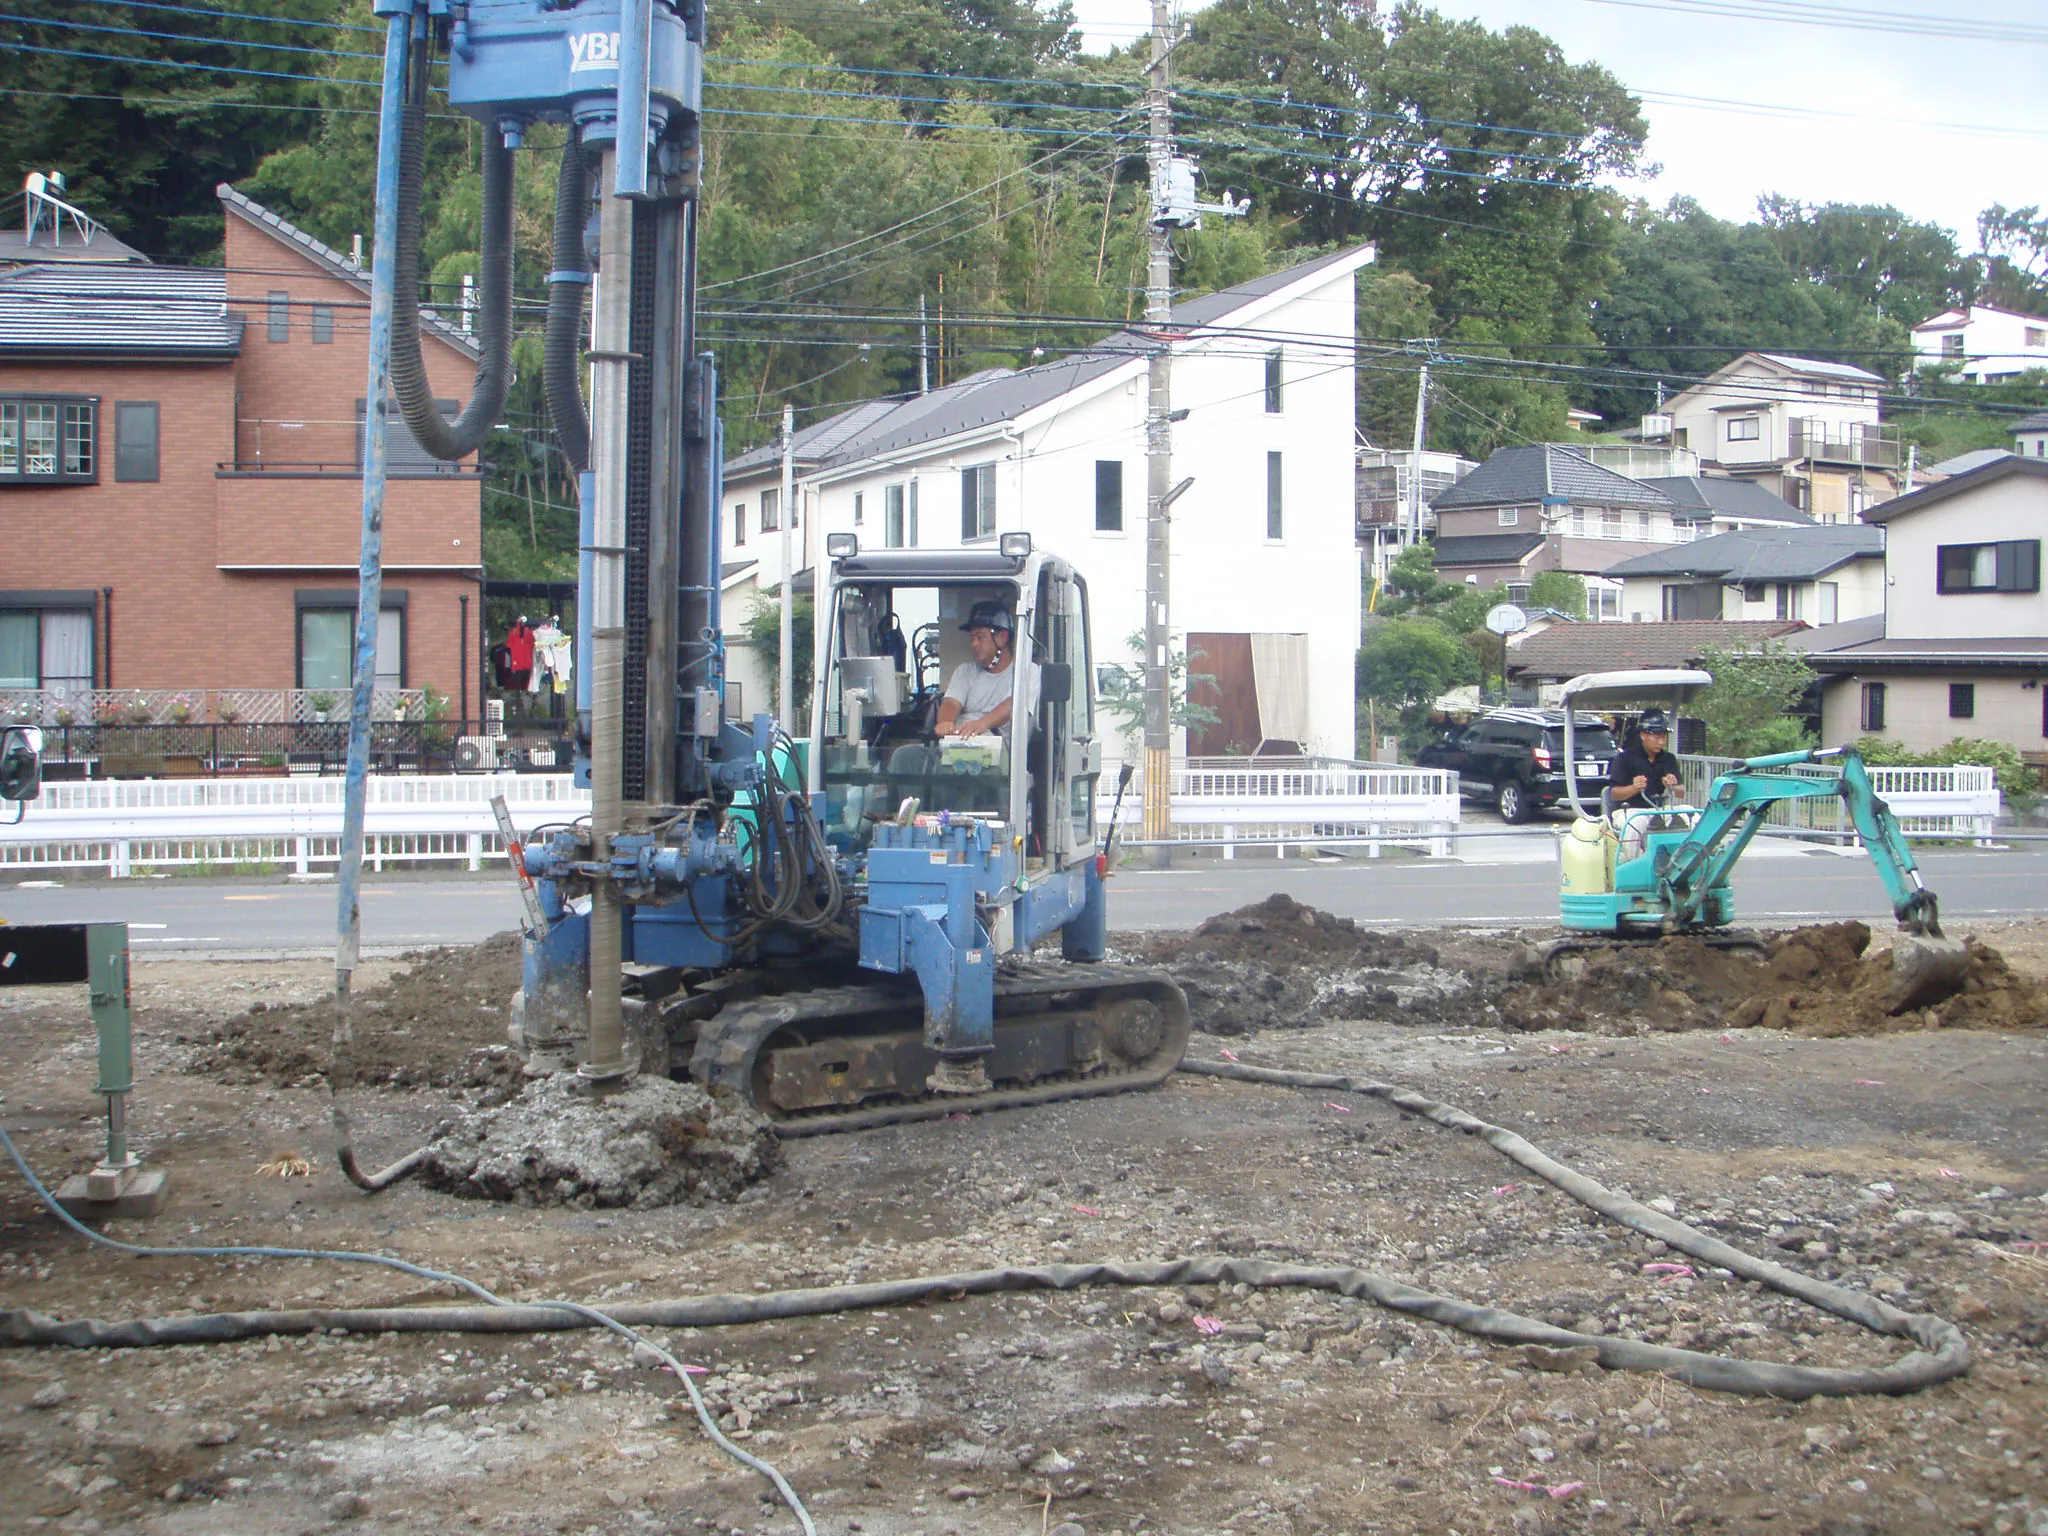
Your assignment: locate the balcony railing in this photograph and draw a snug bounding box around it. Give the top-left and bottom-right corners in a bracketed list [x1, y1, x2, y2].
[0, 687, 427, 727]
[1788, 420, 1899, 468]
[215, 459, 483, 477]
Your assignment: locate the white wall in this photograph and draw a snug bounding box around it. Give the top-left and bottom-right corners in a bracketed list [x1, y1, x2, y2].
[1913, 307, 2048, 383]
[1881, 474, 2048, 640]
[1669, 360, 1882, 469]
[1619, 558, 1884, 625]
[803, 265, 1366, 764]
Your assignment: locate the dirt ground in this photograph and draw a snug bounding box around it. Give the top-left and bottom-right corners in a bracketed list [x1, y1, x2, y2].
[2, 903, 2046, 1536]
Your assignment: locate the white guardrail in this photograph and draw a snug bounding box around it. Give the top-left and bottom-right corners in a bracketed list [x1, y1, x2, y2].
[1101, 757, 1459, 858]
[1678, 756, 2002, 845]
[0, 775, 587, 876]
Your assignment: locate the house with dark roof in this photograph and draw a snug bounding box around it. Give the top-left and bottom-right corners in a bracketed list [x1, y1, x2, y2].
[1664, 352, 1903, 520]
[1503, 619, 1810, 691]
[1425, 443, 1690, 618]
[0, 186, 482, 714]
[1602, 524, 1885, 625]
[720, 245, 1376, 759]
[1805, 456, 2048, 756]
[2012, 412, 2048, 461]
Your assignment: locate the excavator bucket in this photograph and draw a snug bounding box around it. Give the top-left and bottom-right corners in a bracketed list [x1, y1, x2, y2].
[1888, 933, 1971, 1014]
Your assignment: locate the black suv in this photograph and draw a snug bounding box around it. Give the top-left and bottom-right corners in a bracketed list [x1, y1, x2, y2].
[1416, 708, 1619, 823]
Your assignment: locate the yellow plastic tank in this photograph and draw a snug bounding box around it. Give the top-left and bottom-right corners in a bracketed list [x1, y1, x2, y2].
[1559, 816, 1616, 895]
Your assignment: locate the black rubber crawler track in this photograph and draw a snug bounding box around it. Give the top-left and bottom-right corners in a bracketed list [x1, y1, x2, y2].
[687, 963, 1190, 1136]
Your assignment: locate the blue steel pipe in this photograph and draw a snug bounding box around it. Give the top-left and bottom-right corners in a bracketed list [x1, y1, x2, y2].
[335, 4, 414, 993]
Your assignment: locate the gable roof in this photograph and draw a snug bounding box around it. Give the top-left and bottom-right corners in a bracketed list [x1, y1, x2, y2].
[1431, 444, 1675, 512]
[1750, 352, 1884, 383]
[1602, 524, 1883, 583]
[1429, 531, 1547, 568]
[1505, 619, 1808, 680]
[2011, 413, 2048, 434]
[729, 245, 1372, 478]
[1928, 448, 2019, 477]
[1914, 303, 2048, 331]
[0, 223, 147, 266]
[0, 262, 241, 357]
[1639, 475, 1810, 525]
[725, 398, 901, 478]
[1862, 453, 2048, 523]
[217, 183, 478, 360]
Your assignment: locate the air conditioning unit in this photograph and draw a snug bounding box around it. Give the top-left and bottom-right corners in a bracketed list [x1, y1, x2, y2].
[453, 734, 500, 772]
[1640, 413, 1673, 441]
[484, 699, 506, 739]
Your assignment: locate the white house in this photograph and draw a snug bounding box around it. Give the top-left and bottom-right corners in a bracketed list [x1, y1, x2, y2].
[1664, 352, 1902, 520]
[1602, 524, 1885, 625]
[720, 245, 1375, 762]
[1807, 456, 2048, 753]
[2012, 412, 2048, 461]
[1912, 305, 2048, 384]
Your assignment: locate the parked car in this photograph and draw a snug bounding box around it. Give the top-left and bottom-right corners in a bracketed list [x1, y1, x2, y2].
[1417, 708, 1619, 823]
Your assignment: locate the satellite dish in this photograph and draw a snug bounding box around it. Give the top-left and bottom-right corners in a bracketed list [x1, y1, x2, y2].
[1485, 603, 1528, 637]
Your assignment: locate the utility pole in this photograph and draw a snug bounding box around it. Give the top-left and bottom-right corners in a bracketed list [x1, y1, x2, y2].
[1404, 353, 1431, 547]
[1139, 0, 1175, 859]
[778, 402, 796, 733]
[918, 295, 930, 395]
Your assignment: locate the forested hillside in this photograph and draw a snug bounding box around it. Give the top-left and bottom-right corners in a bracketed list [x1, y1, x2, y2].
[6, 0, 2045, 576]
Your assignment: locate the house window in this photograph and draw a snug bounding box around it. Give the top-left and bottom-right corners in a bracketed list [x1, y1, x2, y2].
[267, 290, 290, 343]
[1569, 509, 1589, 537]
[1937, 540, 2040, 593]
[1663, 583, 1722, 621]
[356, 397, 462, 478]
[731, 502, 746, 546]
[1505, 582, 1532, 605]
[312, 304, 334, 344]
[1949, 683, 1975, 720]
[0, 603, 95, 695]
[885, 483, 907, 548]
[1265, 451, 1283, 541]
[1264, 349, 1283, 413]
[1726, 416, 1761, 442]
[1636, 509, 1652, 537]
[852, 491, 863, 527]
[1817, 581, 1839, 625]
[760, 487, 779, 533]
[114, 402, 158, 483]
[1742, 581, 1766, 605]
[1776, 584, 1803, 621]
[297, 593, 403, 691]
[1860, 681, 1886, 732]
[1094, 459, 1122, 532]
[2029, 328, 2046, 348]
[1941, 333, 1964, 356]
[1589, 582, 1622, 621]
[1497, 507, 1519, 527]
[0, 396, 97, 482]
[1601, 508, 1623, 537]
[960, 463, 996, 540]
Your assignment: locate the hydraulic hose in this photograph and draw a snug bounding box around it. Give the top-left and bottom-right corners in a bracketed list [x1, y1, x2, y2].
[388, 33, 514, 463]
[1, 1063, 1968, 1400]
[544, 130, 593, 475]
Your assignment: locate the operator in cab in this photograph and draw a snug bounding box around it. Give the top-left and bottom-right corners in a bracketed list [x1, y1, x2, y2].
[1608, 708, 1682, 808]
[933, 601, 1019, 739]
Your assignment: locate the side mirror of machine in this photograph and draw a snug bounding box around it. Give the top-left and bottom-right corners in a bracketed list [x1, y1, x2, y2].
[1038, 663, 1072, 706]
[0, 726, 43, 801]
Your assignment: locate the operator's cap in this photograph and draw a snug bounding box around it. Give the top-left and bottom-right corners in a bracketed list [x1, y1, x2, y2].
[959, 600, 1015, 634]
[1637, 709, 1671, 734]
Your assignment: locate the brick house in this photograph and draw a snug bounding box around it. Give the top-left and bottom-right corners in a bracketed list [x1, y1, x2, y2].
[0, 186, 482, 711]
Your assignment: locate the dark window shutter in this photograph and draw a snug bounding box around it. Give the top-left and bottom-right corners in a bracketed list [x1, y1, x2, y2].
[114, 401, 159, 483]
[358, 398, 462, 478]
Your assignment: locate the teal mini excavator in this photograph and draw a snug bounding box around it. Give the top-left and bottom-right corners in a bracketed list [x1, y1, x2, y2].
[1547, 669, 1972, 1012]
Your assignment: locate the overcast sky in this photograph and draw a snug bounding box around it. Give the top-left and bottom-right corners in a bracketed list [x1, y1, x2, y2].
[1069, 0, 2044, 251]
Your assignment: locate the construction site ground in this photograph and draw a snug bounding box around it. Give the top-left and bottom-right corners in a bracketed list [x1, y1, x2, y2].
[2, 902, 2045, 1536]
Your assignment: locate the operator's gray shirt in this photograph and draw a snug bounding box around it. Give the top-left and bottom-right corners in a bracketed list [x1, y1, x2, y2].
[943, 658, 1021, 734]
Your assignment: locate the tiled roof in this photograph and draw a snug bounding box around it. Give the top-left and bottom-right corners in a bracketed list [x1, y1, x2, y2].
[1601, 525, 1882, 582]
[1927, 448, 2018, 477]
[1639, 475, 1810, 524]
[0, 263, 241, 356]
[216, 184, 479, 360]
[2010, 413, 2048, 434]
[726, 245, 1373, 477]
[725, 398, 902, 477]
[1429, 531, 1546, 567]
[1505, 619, 1808, 679]
[1806, 635, 2048, 671]
[1752, 353, 1884, 383]
[1431, 444, 1675, 512]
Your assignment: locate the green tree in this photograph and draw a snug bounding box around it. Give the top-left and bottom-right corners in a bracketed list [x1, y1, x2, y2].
[1356, 615, 1476, 743]
[743, 590, 815, 723]
[1755, 197, 1964, 328]
[1691, 641, 1817, 758]
[1097, 634, 1219, 753]
[1528, 571, 1586, 619]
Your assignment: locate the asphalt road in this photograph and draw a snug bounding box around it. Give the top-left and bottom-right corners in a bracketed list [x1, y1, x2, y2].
[3, 844, 2046, 955]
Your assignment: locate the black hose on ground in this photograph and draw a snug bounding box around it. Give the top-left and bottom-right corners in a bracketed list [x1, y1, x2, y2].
[388, 32, 514, 462]
[1, 1062, 1969, 1399]
[543, 129, 592, 474]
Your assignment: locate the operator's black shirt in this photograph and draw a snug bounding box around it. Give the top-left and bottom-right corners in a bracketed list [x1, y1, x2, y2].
[1609, 742, 1682, 803]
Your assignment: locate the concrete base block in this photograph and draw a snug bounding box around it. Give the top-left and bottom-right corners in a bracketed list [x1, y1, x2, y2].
[54, 1167, 169, 1220]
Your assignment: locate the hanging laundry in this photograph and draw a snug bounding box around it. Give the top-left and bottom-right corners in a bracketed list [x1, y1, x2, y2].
[532, 617, 573, 696]
[497, 617, 535, 691]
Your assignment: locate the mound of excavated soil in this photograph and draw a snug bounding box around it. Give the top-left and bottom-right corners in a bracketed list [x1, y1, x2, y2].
[1121, 894, 1482, 1035]
[420, 1072, 780, 1207]
[182, 932, 525, 1100]
[1497, 920, 2048, 1037]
